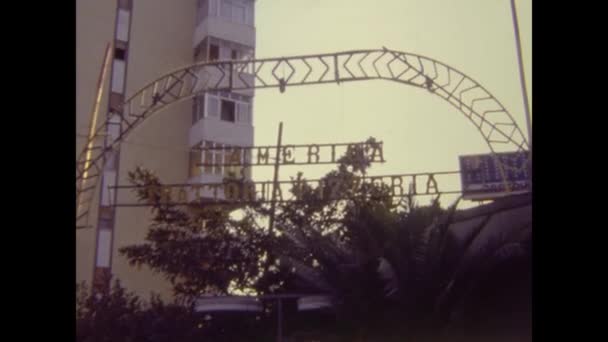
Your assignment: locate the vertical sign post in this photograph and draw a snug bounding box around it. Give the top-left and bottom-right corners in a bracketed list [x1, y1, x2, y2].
[268, 122, 283, 236]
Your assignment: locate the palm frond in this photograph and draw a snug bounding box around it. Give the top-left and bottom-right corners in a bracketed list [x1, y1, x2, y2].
[435, 219, 531, 324]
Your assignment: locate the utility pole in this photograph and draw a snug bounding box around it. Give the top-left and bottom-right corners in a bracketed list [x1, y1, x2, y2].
[268, 122, 283, 236]
[268, 122, 284, 342]
[509, 0, 532, 188]
[510, 0, 532, 149]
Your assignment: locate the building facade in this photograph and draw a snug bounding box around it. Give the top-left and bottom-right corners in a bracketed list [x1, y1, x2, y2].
[77, 0, 256, 300]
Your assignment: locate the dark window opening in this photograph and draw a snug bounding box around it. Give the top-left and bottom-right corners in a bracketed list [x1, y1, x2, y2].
[209, 44, 219, 61]
[194, 40, 208, 62]
[115, 48, 126, 61]
[109, 93, 125, 114]
[118, 0, 132, 10]
[220, 100, 236, 122]
[231, 49, 238, 60]
[192, 96, 206, 124]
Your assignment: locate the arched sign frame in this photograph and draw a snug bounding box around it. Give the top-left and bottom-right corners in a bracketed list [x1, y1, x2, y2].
[77, 48, 530, 227]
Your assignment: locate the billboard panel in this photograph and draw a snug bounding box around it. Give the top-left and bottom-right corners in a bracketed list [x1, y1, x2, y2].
[459, 151, 531, 200]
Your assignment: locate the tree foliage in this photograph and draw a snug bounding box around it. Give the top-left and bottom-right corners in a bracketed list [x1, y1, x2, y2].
[109, 139, 531, 341]
[119, 168, 269, 302]
[76, 280, 280, 342]
[76, 280, 204, 342]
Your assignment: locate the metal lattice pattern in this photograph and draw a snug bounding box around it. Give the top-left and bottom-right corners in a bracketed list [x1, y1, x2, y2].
[76, 48, 530, 228]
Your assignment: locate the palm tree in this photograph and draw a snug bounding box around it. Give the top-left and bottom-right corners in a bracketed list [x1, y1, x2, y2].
[268, 167, 531, 341]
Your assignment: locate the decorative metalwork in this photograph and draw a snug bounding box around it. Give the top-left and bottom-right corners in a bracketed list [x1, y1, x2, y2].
[109, 170, 462, 207]
[77, 48, 530, 228]
[195, 141, 385, 167]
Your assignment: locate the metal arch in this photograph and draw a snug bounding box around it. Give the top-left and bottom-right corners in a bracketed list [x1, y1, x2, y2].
[76, 48, 530, 228]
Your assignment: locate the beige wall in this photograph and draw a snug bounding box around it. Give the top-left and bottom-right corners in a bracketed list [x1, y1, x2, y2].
[76, 0, 197, 302]
[111, 0, 197, 301]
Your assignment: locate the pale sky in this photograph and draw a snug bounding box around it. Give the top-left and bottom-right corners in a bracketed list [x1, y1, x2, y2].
[251, 0, 532, 208]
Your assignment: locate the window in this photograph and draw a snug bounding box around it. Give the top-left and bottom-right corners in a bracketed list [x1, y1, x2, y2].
[203, 141, 214, 174]
[107, 116, 121, 145]
[194, 39, 208, 62]
[196, 0, 209, 24]
[220, 100, 236, 122]
[219, 0, 249, 25]
[224, 146, 242, 177]
[237, 103, 251, 124]
[247, 4, 254, 26]
[232, 4, 245, 23]
[204, 92, 250, 122]
[189, 145, 203, 178]
[116, 9, 131, 42]
[241, 150, 252, 178]
[234, 93, 252, 103]
[199, 141, 250, 177]
[208, 37, 254, 62]
[192, 96, 205, 124]
[110, 93, 124, 114]
[220, 1, 232, 19]
[114, 47, 126, 60]
[208, 96, 220, 117]
[209, 44, 219, 61]
[118, 0, 132, 9]
[209, 0, 218, 16]
[213, 144, 223, 175]
[220, 46, 232, 60]
[111, 60, 126, 94]
[239, 47, 254, 61]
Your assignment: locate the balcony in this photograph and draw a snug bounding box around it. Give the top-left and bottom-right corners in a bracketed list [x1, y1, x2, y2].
[194, 16, 255, 50]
